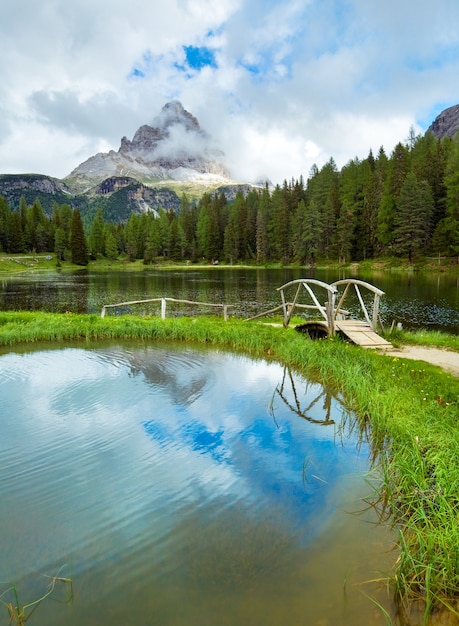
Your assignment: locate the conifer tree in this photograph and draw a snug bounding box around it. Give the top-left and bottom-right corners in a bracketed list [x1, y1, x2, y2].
[70, 208, 88, 265]
[433, 138, 459, 257]
[88, 207, 105, 257]
[125, 214, 139, 261]
[0, 195, 10, 252]
[256, 185, 271, 262]
[8, 212, 25, 253]
[54, 227, 66, 261]
[393, 172, 433, 261]
[105, 229, 119, 261]
[377, 142, 410, 251]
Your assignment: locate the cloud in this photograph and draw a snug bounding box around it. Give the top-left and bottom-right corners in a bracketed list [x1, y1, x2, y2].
[0, 0, 458, 182]
[29, 90, 138, 141]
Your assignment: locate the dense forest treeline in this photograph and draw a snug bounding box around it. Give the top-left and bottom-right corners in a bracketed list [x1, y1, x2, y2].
[0, 130, 458, 265]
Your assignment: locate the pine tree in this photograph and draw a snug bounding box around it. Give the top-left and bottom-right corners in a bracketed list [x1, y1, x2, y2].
[256, 185, 271, 262]
[105, 229, 119, 261]
[0, 196, 10, 252]
[88, 207, 105, 257]
[70, 209, 88, 265]
[125, 214, 139, 261]
[54, 227, 66, 260]
[177, 193, 198, 259]
[143, 219, 161, 264]
[8, 212, 25, 253]
[196, 193, 223, 261]
[432, 138, 459, 258]
[393, 172, 433, 261]
[377, 142, 410, 251]
[307, 158, 340, 258]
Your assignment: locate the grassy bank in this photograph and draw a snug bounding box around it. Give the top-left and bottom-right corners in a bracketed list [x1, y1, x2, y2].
[1, 252, 458, 275]
[390, 328, 459, 352]
[1, 311, 459, 620]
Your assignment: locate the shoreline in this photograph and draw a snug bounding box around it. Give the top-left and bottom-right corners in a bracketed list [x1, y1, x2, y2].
[1, 253, 458, 275]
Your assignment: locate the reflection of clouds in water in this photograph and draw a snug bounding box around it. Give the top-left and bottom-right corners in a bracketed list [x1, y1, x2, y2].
[0, 346, 369, 535]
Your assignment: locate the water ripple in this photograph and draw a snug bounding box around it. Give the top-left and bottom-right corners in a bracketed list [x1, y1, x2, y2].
[0, 345, 389, 626]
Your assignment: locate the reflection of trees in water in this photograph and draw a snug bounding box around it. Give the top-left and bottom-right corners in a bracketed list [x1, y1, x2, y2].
[0, 274, 90, 313]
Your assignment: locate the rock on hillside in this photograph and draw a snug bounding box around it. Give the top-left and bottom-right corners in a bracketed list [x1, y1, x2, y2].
[0, 174, 73, 211]
[427, 104, 459, 139]
[64, 101, 231, 193]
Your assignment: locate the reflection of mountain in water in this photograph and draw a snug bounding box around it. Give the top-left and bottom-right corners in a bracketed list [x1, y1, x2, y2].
[108, 346, 370, 529]
[103, 345, 213, 406]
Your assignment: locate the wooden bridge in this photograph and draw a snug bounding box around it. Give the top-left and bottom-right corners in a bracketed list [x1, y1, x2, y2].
[100, 277, 392, 349]
[246, 278, 392, 349]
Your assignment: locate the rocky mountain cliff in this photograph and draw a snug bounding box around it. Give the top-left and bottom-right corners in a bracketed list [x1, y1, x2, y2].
[427, 104, 459, 139]
[64, 101, 231, 193]
[0, 102, 255, 221]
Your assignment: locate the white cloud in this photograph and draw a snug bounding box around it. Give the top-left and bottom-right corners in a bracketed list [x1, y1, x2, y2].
[0, 0, 458, 183]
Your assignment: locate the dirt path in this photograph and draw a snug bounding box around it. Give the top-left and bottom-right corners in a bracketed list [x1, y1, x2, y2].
[382, 345, 459, 377]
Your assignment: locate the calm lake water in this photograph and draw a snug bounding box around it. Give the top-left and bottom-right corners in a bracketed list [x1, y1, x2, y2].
[0, 268, 455, 624]
[1, 267, 458, 332]
[0, 343, 396, 626]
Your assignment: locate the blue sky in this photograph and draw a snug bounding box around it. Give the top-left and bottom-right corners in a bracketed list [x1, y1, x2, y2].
[0, 0, 458, 184]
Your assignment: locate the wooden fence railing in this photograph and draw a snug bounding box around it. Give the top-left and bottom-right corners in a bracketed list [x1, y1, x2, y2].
[101, 297, 232, 320]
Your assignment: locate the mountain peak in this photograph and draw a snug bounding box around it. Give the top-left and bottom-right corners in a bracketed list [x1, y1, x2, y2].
[65, 101, 230, 191]
[154, 100, 201, 133]
[119, 100, 205, 156]
[427, 104, 459, 139]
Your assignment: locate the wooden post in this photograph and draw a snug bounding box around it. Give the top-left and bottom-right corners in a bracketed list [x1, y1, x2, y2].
[161, 298, 166, 320]
[326, 289, 336, 335]
[372, 294, 380, 331]
[101, 306, 106, 318]
[223, 305, 228, 321]
[280, 289, 288, 327]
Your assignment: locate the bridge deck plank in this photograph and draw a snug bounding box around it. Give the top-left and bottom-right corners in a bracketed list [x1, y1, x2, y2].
[335, 320, 393, 349]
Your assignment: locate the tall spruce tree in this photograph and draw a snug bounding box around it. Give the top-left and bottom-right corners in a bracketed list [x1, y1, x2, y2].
[393, 172, 433, 261]
[0, 196, 10, 252]
[433, 137, 459, 257]
[377, 142, 411, 251]
[70, 208, 88, 265]
[88, 207, 105, 257]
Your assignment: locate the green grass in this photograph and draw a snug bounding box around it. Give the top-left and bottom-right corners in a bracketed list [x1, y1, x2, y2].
[1, 312, 459, 620]
[388, 328, 459, 352]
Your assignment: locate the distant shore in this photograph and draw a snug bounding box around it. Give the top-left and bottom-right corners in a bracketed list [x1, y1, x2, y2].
[1, 253, 458, 275]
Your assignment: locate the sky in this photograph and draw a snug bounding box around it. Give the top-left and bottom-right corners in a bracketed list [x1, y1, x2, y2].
[1, 0, 459, 186]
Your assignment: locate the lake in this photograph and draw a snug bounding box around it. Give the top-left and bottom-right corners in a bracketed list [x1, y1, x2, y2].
[0, 266, 456, 625]
[0, 343, 396, 626]
[1, 267, 458, 332]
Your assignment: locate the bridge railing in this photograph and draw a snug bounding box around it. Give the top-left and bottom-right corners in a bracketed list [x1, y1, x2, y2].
[246, 278, 385, 334]
[330, 279, 385, 331]
[276, 279, 338, 331]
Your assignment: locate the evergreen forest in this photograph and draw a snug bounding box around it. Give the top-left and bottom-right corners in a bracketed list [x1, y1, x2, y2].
[0, 130, 458, 266]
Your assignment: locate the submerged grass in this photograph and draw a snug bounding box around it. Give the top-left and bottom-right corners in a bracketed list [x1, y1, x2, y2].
[0, 565, 73, 625]
[1, 311, 459, 620]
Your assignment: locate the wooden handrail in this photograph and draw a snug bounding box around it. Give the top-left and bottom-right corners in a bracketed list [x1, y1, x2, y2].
[331, 279, 385, 297]
[277, 279, 337, 332]
[101, 297, 232, 321]
[331, 279, 385, 331]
